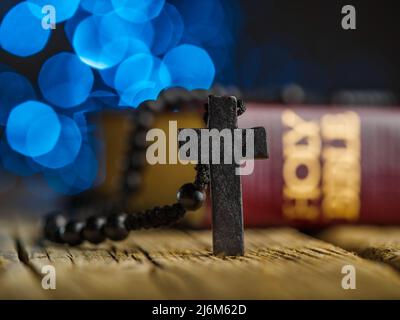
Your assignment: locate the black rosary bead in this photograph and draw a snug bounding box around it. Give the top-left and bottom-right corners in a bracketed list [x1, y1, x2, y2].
[82, 216, 107, 244]
[131, 130, 148, 150]
[125, 213, 141, 230]
[43, 88, 222, 246]
[61, 220, 85, 246]
[177, 183, 206, 211]
[43, 211, 67, 243]
[136, 109, 154, 130]
[123, 171, 142, 192]
[142, 99, 164, 113]
[144, 207, 162, 228]
[165, 203, 186, 222]
[160, 88, 186, 109]
[103, 213, 129, 241]
[129, 152, 146, 170]
[172, 203, 186, 214]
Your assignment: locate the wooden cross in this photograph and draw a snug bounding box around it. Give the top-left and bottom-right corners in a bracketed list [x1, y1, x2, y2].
[180, 95, 269, 256]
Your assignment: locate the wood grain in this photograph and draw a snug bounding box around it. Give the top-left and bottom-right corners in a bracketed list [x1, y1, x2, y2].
[319, 226, 400, 271]
[0, 219, 45, 299]
[1, 219, 400, 299]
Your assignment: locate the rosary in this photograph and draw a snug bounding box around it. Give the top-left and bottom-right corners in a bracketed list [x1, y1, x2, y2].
[43, 90, 268, 256]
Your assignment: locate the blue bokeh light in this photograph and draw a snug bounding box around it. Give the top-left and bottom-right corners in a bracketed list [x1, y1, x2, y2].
[64, 8, 89, 43]
[163, 44, 215, 90]
[118, 81, 166, 107]
[99, 39, 150, 88]
[111, 0, 165, 23]
[151, 4, 183, 56]
[0, 0, 234, 194]
[0, 72, 36, 125]
[80, 0, 114, 16]
[71, 11, 154, 72]
[88, 90, 120, 110]
[73, 15, 134, 69]
[27, 0, 80, 23]
[39, 52, 94, 108]
[172, 0, 237, 83]
[99, 12, 154, 48]
[73, 112, 89, 139]
[6, 101, 61, 157]
[114, 54, 154, 92]
[173, 0, 224, 45]
[115, 54, 170, 107]
[44, 143, 99, 195]
[0, 141, 39, 177]
[33, 116, 82, 169]
[0, 2, 50, 57]
[0, 63, 13, 73]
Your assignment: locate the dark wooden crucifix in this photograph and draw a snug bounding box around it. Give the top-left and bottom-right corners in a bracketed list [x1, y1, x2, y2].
[179, 96, 269, 256]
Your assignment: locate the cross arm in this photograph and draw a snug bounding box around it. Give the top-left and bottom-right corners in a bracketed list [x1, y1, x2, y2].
[177, 127, 268, 162]
[244, 127, 269, 159]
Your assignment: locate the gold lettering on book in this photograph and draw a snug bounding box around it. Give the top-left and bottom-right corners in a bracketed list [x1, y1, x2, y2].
[282, 110, 321, 220]
[282, 110, 361, 221]
[321, 112, 361, 220]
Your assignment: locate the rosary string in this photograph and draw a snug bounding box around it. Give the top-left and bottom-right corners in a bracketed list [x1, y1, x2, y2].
[43, 88, 243, 246]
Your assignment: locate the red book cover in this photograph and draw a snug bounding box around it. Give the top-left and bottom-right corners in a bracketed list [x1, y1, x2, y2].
[203, 104, 400, 227]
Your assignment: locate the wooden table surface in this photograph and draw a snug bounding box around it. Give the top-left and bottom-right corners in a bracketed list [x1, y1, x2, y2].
[1, 218, 400, 299]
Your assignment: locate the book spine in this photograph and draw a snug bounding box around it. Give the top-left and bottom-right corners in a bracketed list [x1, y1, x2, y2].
[203, 104, 400, 227]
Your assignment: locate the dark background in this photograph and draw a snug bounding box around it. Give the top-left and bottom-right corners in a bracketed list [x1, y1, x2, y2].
[1, 0, 399, 102]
